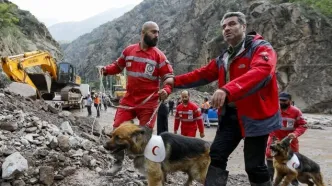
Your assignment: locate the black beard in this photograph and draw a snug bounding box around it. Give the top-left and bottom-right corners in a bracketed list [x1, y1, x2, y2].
[144, 34, 158, 47]
[182, 100, 189, 104]
[280, 103, 289, 109]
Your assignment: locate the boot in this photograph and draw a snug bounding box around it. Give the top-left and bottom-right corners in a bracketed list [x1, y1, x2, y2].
[250, 180, 272, 186]
[205, 165, 229, 186]
[99, 150, 124, 176]
[266, 159, 274, 181]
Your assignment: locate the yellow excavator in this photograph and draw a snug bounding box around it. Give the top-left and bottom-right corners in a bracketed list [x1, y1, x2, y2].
[1, 50, 82, 108]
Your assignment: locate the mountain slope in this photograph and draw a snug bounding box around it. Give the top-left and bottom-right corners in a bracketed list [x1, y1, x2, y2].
[48, 5, 135, 41]
[0, 0, 61, 58]
[63, 0, 332, 113]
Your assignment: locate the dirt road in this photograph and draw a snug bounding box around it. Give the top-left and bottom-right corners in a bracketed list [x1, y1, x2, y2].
[73, 107, 332, 185]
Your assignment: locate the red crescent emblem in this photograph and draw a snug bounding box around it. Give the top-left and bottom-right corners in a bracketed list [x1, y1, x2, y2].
[292, 162, 296, 168]
[152, 146, 159, 156]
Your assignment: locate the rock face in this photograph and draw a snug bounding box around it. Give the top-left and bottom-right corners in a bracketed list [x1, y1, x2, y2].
[64, 0, 332, 113]
[0, 0, 61, 58]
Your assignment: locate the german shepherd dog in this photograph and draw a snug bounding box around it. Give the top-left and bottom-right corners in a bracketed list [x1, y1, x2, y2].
[103, 122, 211, 186]
[270, 136, 325, 186]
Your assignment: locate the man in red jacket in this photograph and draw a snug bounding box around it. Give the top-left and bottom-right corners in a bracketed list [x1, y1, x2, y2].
[174, 90, 205, 138]
[266, 92, 307, 185]
[164, 12, 281, 186]
[100, 21, 174, 175]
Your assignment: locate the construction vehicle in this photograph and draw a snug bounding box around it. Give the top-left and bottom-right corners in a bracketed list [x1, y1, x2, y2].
[111, 74, 126, 102]
[1, 50, 83, 110]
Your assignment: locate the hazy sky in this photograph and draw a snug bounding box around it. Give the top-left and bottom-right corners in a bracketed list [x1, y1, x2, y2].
[10, 0, 143, 26]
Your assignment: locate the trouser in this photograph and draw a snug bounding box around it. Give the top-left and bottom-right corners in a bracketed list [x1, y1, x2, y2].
[157, 114, 168, 135]
[169, 107, 174, 116]
[112, 106, 157, 166]
[86, 106, 92, 116]
[203, 113, 210, 126]
[94, 103, 100, 117]
[104, 103, 107, 110]
[209, 106, 270, 184]
[181, 128, 197, 137]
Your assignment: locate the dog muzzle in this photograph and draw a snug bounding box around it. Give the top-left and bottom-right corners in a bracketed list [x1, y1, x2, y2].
[144, 135, 166, 162]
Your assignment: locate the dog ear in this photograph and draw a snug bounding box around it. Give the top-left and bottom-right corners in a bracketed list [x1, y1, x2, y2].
[131, 129, 145, 143]
[281, 136, 292, 148]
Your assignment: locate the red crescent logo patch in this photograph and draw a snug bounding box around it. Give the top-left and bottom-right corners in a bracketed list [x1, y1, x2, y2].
[292, 162, 296, 168]
[152, 146, 159, 156]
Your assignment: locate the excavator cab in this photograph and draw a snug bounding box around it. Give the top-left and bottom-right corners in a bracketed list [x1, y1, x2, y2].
[57, 62, 76, 84]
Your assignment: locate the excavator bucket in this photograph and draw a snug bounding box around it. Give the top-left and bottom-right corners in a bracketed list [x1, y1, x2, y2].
[28, 73, 52, 93]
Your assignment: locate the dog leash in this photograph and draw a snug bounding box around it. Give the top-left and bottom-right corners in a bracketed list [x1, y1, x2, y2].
[114, 90, 158, 110]
[145, 100, 163, 127]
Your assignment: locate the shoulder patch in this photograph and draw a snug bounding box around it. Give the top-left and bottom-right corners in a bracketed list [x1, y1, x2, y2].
[259, 51, 269, 61]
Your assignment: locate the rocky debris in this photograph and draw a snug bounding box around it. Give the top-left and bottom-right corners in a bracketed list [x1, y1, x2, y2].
[0, 88, 113, 185]
[304, 114, 332, 129]
[7, 83, 37, 100]
[167, 88, 211, 106]
[1, 152, 28, 180]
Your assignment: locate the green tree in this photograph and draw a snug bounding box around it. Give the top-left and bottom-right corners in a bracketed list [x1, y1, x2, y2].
[290, 0, 332, 17]
[0, 3, 19, 27]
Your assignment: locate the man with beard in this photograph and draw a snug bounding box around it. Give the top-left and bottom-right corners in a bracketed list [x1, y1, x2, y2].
[265, 92, 307, 185]
[100, 21, 174, 175]
[164, 12, 281, 185]
[174, 90, 205, 138]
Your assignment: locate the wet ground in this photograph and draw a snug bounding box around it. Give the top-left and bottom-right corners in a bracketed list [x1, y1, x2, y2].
[73, 107, 332, 185]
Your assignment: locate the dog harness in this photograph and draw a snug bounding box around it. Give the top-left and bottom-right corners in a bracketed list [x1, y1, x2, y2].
[286, 154, 300, 171]
[144, 135, 166, 162]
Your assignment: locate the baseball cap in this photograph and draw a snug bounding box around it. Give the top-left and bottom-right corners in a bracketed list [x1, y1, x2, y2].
[279, 92, 291, 101]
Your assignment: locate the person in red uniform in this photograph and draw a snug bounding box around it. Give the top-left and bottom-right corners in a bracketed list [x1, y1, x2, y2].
[164, 12, 281, 186]
[266, 92, 307, 185]
[174, 90, 205, 138]
[100, 21, 174, 175]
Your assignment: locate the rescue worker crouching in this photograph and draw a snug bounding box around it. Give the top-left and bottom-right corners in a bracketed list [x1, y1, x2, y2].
[266, 92, 307, 185]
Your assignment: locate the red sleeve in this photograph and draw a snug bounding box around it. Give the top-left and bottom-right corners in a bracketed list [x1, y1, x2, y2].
[104, 50, 126, 75]
[193, 105, 204, 134]
[174, 59, 219, 88]
[174, 105, 181, 132]
[157, 52, 174, 94]
[223, 44, 277, 102]
[293, 109, 307, 137]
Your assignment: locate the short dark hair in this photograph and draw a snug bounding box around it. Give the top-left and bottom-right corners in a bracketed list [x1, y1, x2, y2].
[220, 12, 247, 26]
[204, 97, 208, 101]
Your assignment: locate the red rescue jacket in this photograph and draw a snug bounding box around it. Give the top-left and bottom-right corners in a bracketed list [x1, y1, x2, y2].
[104, 43, 174, 108]
[266, 105, 307, 158]
[174, 32, 282, 137]
[174, 101, 204, 134]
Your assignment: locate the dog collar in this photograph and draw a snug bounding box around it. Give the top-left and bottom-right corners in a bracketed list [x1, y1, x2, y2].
[144, 135, 166, 162]
[286, 154, 300, 171]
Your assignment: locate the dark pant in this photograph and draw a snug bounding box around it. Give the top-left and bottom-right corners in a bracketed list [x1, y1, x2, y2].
[94, 103, 100, 117]
[209, 106, 270, 184]
[87, 105, 92, 116]
[168, 107, 173, 116]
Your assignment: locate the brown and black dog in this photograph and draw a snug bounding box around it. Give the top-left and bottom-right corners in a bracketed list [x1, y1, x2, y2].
[270, 136, 325, 186]
[103, 122, 211, 186]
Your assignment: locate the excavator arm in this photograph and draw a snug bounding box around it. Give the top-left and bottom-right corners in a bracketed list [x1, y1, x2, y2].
[1, 51, 58, 94]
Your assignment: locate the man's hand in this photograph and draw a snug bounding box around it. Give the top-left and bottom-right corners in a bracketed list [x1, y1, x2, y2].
[163, 77, 174, 87]
[200, 133, 205, 138]
[174, 131, 177, 134]
[211, 89, 227, 108]
[158, 89, 168, 100]
[288, 133, 296, 139]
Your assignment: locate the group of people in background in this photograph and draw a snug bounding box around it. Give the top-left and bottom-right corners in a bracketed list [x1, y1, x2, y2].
[85, 92, 110, 118]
